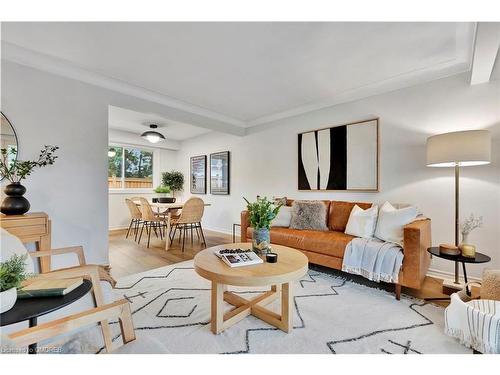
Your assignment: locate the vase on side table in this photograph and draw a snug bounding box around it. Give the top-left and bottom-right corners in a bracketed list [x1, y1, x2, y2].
[1, 182, 30, 215]
[252, 228, 270, 255]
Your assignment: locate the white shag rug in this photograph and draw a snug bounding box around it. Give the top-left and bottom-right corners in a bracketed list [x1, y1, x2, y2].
[87, 260, 471, 354]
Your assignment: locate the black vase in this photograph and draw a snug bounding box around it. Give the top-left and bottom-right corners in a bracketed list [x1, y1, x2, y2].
[1, 182, 30, 215]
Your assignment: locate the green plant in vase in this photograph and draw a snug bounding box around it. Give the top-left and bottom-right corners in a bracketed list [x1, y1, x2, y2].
[0, 145, 59, 215]
[243, 196, 282, 255]
[161, 171, 184, 199]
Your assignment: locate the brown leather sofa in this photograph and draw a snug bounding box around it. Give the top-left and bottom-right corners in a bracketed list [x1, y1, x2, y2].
[241, 199, 431, 299]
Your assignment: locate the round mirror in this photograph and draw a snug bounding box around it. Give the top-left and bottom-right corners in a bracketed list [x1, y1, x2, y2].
[1, 112, 19, 180]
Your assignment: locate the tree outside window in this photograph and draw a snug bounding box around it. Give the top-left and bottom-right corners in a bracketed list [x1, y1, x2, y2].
[108, 146, 153, 189]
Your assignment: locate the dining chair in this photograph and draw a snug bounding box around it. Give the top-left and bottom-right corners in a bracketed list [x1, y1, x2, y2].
[125, 197, 143, 241]
[138, 197, 168, 248]
[169, 197, 206, 252]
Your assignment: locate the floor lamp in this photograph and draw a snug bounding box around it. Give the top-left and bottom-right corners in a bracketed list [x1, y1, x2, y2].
[426, 129, 491, 289]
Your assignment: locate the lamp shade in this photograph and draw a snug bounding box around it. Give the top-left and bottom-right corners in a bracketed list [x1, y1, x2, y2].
[426, 130, 491, 167]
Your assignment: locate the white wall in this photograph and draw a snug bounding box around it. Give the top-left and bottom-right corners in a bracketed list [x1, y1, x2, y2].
[177, 73, 500, 279]
[1, 61, 204, 266]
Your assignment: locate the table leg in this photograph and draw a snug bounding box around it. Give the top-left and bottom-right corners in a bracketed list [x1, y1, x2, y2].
[28, 317, 37, 354]
[165, 212, 171, 251]
[281, 282, 293, 333]
[462, 262, 470, 296]
[211, 281, 225, 334]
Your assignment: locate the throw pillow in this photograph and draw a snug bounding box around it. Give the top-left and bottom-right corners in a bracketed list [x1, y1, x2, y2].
[273, 196, 288, 206]
[0, 228, 35, 273]
[345, 204, 379, 238]
[289, 201, 328, 231]
[374, 201, 417, 245]
[271, 206, 292, 227]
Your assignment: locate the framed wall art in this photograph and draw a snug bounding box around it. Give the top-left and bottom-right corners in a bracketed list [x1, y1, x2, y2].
[298, 118, 379, 191]
[210, 151, 230, 195]
[190, 155, 207, 194]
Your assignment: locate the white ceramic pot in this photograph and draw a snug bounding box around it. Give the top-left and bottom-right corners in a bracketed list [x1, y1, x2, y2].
[0, 287, 17, 313]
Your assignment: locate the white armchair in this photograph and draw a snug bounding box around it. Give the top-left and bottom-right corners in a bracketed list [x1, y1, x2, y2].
[445, 279, 500, 354]
[0, 228, 135, 353]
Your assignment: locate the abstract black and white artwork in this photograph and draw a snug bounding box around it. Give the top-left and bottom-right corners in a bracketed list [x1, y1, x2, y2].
[210, 151, 230, 195]
[190, 155, 206, 194]
[298, 119, 379, 191]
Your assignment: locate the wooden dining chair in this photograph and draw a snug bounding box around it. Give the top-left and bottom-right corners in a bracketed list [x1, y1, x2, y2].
[125, 197, 143, 241]
[138, 198, 168, 248]
[169, 197, 206, 252]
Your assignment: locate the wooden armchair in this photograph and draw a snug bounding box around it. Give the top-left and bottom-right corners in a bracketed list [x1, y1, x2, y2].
[1, 228, 135, 353]
[7, 299, 135, 352]
[27, 246, 117, 351]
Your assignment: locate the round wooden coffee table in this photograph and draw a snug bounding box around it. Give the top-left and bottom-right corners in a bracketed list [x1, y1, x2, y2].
[194, 243, 308, 334]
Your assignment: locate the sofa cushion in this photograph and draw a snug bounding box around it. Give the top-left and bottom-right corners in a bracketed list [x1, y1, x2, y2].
[328, 201, 372, 232]
[271, 206, 292, 227]
[290, 201, 329, 231]
[247, 227, 355, 258]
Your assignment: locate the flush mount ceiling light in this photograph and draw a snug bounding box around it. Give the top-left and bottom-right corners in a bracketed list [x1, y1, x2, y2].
[108, 148, 117, 157]
[141, 124, 165, 144]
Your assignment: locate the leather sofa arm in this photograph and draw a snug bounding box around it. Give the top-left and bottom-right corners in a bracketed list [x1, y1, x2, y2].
[401, 218, 432, 289]
[240, 210, 250, 242]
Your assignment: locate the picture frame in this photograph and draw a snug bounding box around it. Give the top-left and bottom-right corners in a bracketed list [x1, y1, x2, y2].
[298, 118, 379, 192]
[210, 151, 230, 195]
[190, 155, 207, 194]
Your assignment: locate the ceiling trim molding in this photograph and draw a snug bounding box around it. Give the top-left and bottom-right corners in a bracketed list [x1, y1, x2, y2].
[246, 58, 471, 128]
[1, 41, 247, 133]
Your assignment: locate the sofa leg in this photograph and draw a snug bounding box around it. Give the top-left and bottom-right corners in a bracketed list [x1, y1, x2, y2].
[395, 284, 401, 300]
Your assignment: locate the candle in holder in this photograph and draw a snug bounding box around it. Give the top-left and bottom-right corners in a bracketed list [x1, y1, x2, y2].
[461, 244, 476, 258]
[266, 252, 278, 263]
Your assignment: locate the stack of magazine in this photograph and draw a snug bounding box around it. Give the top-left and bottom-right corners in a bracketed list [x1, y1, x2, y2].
[214, 249, 263, 268]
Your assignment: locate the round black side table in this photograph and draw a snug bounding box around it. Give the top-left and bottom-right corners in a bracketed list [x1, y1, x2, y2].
[0, 279, 92, 354]
[426, 247, 491, 301]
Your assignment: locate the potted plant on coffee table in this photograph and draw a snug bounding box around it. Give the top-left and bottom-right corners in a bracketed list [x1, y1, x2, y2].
[0, 254, 29, 313]
[243, 196, 282, 255]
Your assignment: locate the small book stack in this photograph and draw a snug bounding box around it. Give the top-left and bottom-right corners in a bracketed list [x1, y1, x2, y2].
[214, 249, 263, 268]
[17, 278, 84, 299]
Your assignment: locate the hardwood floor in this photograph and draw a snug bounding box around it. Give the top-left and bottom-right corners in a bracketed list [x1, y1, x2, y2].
[108, 227, 233, 279]
[108, 228, 475, 307]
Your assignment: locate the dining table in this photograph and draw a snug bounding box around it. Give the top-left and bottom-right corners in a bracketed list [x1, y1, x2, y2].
[133, 200, 211, 250]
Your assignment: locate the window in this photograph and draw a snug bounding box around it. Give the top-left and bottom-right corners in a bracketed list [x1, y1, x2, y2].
[108, 145, 153, 189]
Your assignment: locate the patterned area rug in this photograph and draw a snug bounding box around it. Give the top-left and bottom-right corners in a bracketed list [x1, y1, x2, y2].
[95, 260, 471, 354]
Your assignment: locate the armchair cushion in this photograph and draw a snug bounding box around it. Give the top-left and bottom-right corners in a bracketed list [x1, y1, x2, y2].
[0, 228, 34, 273]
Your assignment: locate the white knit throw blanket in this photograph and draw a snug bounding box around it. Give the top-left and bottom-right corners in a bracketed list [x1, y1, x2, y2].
[342, 238, 404, 283]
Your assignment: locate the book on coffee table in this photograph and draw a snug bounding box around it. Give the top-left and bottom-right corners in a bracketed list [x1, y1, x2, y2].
[216, 250, 263, 268]
[17, 278, 84, 298]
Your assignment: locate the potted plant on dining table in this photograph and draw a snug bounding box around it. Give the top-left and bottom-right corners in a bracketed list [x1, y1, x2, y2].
[243, 196, 282, 255]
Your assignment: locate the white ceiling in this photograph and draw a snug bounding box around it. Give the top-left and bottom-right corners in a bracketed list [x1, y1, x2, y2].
[108, 105, 210, 141]
[2, 22, 476, 131]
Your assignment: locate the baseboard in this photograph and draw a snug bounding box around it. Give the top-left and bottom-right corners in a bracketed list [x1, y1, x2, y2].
[109, 225, 129, 232]
[202, 225, 235, 237]
[426, 267, 481, 283]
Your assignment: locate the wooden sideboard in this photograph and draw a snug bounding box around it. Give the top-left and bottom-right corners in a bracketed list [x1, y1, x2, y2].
[0, 212, 51, 272]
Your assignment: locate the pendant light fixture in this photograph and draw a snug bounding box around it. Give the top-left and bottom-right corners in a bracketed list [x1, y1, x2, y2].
[108, 147, 117, 157]
[141, 124, 165, 144]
